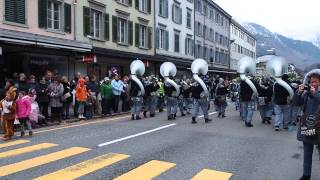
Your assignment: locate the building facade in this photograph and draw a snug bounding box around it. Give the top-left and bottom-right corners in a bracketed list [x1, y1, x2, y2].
[194, 0, 231, 73]
[0, 0, 91, 81]
[75, 0, 155, 78]
[230, 19, 256, 70]
[155, 0, 194, 75]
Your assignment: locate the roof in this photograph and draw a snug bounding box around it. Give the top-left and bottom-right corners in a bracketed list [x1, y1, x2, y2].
[231, 19, 256, 40]
[207, 0, 232, 19]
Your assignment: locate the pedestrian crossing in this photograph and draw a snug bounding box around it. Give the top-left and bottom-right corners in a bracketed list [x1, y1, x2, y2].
[0, 140, 233, 179]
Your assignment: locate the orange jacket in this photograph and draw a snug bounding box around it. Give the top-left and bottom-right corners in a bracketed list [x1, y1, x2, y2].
[75, 79, 87, 102]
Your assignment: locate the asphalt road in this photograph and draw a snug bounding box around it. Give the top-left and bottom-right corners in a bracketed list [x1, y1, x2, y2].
[0, 103, 319, 180]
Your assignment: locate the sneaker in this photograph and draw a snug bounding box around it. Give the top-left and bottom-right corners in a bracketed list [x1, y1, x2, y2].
[275, 126, 280, 131]
[29, 131, 33, 136]
[192, 117, 197, 124]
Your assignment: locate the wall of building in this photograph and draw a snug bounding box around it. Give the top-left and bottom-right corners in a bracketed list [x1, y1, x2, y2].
[230, 22, 256, 70]
[76, 0, 154, 57]
[0, 0, 75, 40]
[194, 0, 230, 69]
[155, 0, 194, 60]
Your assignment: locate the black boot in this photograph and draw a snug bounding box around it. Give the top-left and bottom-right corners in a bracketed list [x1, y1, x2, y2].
[173, 113, 176, 119]
[298, 175, 311, 180]
[159, 109, 163, 112]
[217, 113, 221, 117]
[131, 114, 135, 120]
[168, 116, 172, 120]
[192, 117, 197, 124]
[143, 111, 147, 118]
[150, 114, 155, 117]
[181, 113, 186, 116]
[222, 114, 226, 118]
[205, 118, 212, 123]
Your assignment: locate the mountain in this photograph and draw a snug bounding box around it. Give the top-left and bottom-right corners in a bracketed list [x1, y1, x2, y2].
[242, 23, 320, 70]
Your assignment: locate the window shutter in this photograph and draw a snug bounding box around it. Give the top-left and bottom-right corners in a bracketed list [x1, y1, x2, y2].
[156, 28, 159, 49]
[38, 0, 47, 28]
[148, 27, 152, 49]
[6, 0, 26, 24]
[165, 31, 169, 50]
[83, 7, 90, 36]
[135, 23, 139, 47]
[191, 40, 194, 56]
[128, 21, 133, 45]
[112, 16, 118, 42]
[135, 0, 139, 9]
[147, 0, 151, 14]
[128, 0, 132, 6]
[185, 38, 187, 55]
[104, 14, 110, 41]
[172, 5, 174, 22]
[164, 0, 168, 18]
[64, 3, 71, 33]
[179, 8, 182, 24]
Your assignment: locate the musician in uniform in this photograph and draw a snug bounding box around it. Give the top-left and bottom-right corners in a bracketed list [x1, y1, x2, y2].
[240, 75, 258, 127]
[191, 76, 212, 124]
[143, 75, 159, 118]
[164, 77, 178, 120]
[128, 75, 144, 120]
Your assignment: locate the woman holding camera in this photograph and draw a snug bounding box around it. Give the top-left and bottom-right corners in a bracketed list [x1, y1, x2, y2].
[294, 71, 320, 180]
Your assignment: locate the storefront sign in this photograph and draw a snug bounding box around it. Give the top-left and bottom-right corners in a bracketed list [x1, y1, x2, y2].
[30, 59, 49, 65]
[83, 54, 97, 63]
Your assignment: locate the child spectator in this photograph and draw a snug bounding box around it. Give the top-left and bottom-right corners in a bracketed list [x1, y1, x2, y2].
[85, 88, 94, 119]
[16, 91, 32, 137]
[75, 78, 87, 119]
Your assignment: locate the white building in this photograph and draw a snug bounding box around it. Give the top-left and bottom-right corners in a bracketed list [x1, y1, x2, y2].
[155, 0, 194, 73]
[230, 19, 256, 70]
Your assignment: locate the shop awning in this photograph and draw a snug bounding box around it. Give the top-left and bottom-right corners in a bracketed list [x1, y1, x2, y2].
[0, 28, 92, 52]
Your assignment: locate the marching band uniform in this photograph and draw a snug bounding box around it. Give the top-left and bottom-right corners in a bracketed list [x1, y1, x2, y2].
[191, 82, 211, 124]
[144, 77, 159, 117]
[157, 79, 165, 112]
[215, 79, 228, 118]
[240, 77, 258, 127]
[177, 85, 186, 116]
[257, 79, 273, 124]
[129, 78, 144, 120]
[164, 81, 178, 120]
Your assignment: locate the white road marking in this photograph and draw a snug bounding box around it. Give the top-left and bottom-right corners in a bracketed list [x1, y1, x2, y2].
[198, 112, 217, 118]
[97, 123, 177, 147]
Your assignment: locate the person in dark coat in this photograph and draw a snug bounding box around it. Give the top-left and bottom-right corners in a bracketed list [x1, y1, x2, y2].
[215, 78, 228, 118]
[273, 74, 292, 131]
[61, 76, 72, 119]
[164, 78, 178, 120]
[240, 76, 258, 127]
[35, 77, 49, 125]
[257, 78, 273, 124]
[128, 76, 144, 120]
[294, 72, 320, 180]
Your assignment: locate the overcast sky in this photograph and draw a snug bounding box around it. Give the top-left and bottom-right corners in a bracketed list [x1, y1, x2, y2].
[214, 0, 320, 41]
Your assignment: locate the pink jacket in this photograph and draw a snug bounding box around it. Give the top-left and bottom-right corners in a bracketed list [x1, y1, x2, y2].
[16, 96, 31, 118]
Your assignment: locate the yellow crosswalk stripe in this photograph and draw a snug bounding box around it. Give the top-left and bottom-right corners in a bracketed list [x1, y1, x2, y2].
[191, 169, 233, 180]
[0, 143, 58, 159]
[34, 153, 130, 180]
[0, 140, 30, 149]
[114, 160, 176, 180]
[0, 147, 90, 177]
